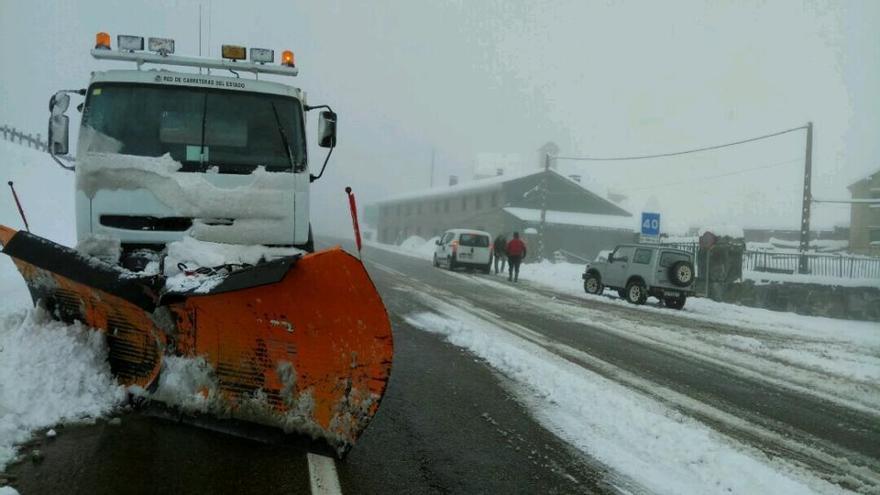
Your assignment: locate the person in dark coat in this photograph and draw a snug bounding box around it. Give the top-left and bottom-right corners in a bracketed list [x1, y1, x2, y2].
[505, 232, 527, 282]
[493, 233, 508, 274]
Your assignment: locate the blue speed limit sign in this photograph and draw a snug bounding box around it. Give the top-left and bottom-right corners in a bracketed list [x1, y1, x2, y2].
[641, 212, 660, 236]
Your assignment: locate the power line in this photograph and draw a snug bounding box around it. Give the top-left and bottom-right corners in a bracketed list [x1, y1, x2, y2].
[625, 156, 803, 192]
[555, 125, 808, 162]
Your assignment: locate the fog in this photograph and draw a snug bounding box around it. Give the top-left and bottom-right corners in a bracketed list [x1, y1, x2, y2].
[1, 0, 878, 237]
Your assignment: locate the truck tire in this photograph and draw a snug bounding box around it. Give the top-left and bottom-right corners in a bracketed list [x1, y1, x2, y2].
[668, 260, 695, 287]
[664, 294, 686, 310]
[583, 272, 603, 295]
[625, 279, 648, 305]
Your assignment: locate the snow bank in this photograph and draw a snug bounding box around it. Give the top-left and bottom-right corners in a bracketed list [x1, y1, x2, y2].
[0, 308, 126, 470]
[365, 237, 437, 261]
[405, 299, 845, 494]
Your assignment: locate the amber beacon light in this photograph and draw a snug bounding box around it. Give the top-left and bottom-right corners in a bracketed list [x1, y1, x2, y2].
[95, 32, 111, 50]
[281, 50, 295, 67]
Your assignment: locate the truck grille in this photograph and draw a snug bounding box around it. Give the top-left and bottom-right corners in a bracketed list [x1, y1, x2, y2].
[100, 215, 193, 231]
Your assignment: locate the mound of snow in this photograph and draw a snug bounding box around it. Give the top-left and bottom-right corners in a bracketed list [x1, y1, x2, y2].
[0, 308, 126, 470]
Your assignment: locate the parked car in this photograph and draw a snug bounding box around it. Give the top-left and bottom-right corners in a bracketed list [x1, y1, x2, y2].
[433, 229, 493, 273]
[582, 244, 696, 309]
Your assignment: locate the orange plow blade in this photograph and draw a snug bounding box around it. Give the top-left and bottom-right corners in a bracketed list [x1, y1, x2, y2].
[0, 225, 393, 455]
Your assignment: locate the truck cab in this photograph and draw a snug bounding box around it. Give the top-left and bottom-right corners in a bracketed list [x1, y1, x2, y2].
[48, 34, 337, 267]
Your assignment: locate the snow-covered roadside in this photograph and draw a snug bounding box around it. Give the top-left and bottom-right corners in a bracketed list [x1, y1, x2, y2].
[365, 236, 437, 261]
[370, 238, 879, 410]
[404, 296, 849, 495]
[1, 142, 125, 472]
[0, 309, 126, 471]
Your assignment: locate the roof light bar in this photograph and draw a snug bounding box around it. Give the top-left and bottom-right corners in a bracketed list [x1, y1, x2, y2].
[250, 48, 274, 64]
[118, 35, 144, 52]
[148, 37, 175, 55]
[91, 49, 299, 77]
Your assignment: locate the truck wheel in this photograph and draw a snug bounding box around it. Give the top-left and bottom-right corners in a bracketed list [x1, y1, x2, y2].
[625, 280, 647, 305]
[668, 260, 695, 287]
[664, 294, 686, 310]
[583, 273, 602, 295]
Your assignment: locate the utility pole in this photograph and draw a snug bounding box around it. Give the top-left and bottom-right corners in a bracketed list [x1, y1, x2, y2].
[798, 122, 813, 274]
[538, 152, 551, 260]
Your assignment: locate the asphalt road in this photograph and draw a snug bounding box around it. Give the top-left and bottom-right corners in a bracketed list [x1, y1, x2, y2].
[4, 237, 878, 494]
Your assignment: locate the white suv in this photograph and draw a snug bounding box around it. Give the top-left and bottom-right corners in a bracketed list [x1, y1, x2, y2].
[433, 229, 493, 273]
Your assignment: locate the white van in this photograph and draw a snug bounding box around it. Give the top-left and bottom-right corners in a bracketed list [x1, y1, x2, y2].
[433, 229, 493, 273]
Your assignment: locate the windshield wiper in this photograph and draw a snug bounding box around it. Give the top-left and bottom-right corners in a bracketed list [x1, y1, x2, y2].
[271, 102, 295, 171]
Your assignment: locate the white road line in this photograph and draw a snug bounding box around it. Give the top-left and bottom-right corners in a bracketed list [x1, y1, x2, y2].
[307, 453, 342, 495]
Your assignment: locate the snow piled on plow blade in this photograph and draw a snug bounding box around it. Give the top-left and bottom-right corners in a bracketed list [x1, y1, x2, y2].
[0, 308, 126, 470]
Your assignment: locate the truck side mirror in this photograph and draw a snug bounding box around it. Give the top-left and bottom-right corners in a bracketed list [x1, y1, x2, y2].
[318, 110, 337, 148]
[48, 92, 71, 155]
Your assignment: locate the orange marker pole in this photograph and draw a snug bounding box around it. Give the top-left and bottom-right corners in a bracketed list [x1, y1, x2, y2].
[345, 186, 362, 259]
[7, 181, 30, 232]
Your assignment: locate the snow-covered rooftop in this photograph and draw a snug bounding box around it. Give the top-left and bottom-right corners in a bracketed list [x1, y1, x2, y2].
[503, 207, 636, 231]
[374, 169, 542, 205]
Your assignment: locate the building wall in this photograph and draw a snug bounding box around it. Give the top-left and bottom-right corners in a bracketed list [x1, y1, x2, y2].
[377, 187, 506, 243]
[849, 174, 880, 255]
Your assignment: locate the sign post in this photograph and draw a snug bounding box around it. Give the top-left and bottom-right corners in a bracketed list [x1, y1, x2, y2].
[640, 212, 660, 243]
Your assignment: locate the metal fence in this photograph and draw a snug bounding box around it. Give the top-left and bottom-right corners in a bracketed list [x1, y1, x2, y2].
[656, 240, 880, 280]
[743, 251, 880, 279]
[0, 125, 49, 152]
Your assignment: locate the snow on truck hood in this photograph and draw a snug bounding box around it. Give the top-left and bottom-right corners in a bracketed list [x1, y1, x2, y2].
[75, 152, 296, 244]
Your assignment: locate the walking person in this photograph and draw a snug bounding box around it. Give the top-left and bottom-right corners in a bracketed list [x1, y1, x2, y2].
[493, 233, 508, 274]
[505, 232, 527, 282]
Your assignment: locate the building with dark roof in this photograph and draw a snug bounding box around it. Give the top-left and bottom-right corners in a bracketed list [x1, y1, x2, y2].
[371, 169, 636, 260]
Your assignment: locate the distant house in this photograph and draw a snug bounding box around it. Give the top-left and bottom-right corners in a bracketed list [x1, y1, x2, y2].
[371, 169, 636, 260]
[848, 168, 880, 255]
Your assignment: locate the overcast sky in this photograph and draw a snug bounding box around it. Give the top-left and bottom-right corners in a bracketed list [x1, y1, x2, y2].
[1, 0, 877, 235]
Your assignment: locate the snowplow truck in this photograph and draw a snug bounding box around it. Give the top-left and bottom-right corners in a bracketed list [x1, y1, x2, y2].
[0, 34, 392, 456]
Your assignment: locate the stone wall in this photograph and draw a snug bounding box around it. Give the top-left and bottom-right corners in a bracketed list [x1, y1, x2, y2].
[708, 281, 880, 322]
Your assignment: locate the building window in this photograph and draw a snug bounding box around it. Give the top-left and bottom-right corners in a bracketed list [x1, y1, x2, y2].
[444, 199, 450, 212]
[490, 192, 498, 208]
[462, 197, 467, 211]
[870, 229, 880, 243]
[475, 195, 482, 210]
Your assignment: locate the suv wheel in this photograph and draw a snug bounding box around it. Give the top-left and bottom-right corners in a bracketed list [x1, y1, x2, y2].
[625, 279, 648, 305]
[664, 294, 686, 310]
[583, 273, 603, 295]
[668, 260, 695, 287]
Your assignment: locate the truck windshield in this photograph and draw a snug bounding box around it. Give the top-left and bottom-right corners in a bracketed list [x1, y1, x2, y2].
[80, 83, 306, 173]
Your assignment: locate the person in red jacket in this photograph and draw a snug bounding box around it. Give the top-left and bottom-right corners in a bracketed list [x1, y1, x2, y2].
[505, 232, 527, 282]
